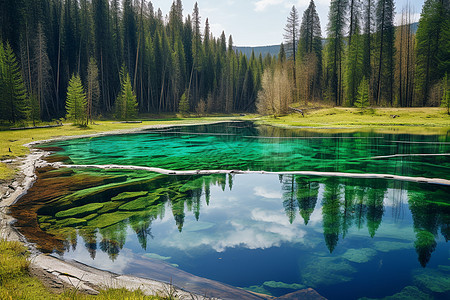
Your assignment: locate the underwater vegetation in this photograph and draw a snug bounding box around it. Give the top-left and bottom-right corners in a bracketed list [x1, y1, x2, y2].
[9, 122, 450, 299]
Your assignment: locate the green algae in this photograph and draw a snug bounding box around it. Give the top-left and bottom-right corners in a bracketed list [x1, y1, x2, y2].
[342, 248, 377, 263]
[373, 241, 413, 252]
[55, 203, 105, 219]
[87, 211, 135, 229]
[111, 191, 149, 201]
[413, 268, 450, 293]
[118, 195, 161, 211]
[97, 201, 124, 214]
[53, 217, 87, 228]
[143, 253, 172, 261]
[359, 286, 432, 300]
[262, 281, 305, 290]
[300, 256, 357, 287]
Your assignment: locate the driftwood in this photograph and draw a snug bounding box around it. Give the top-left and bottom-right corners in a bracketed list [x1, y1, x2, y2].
[289, 107, 304, 117]
[10, 124, 63, 130]
[58, 164, 450, 186]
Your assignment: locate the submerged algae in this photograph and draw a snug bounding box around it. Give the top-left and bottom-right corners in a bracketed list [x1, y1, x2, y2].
[300, 256, 357, 287]
[359, 286, 432, 300]
[342, 248, 378, 263]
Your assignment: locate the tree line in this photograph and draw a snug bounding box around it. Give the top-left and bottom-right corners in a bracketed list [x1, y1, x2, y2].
[0, 0, 266, 124]
[257, 0, 449, 115]
[0, 0, 449, 124]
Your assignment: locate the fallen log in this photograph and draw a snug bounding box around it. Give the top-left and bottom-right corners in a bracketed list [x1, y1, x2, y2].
[289, 107, 304, 117]
[57, 163, 450, 186]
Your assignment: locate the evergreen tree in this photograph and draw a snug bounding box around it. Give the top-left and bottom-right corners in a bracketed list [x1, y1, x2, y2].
[374, 0, 395, 106]
[299, 0, 323, 101]
[278, 43, 286, 64]
[284, 6, 300, 61]
[326, 0, 348, 105]
[65, 74, 87, 125]
[355, 76, 370, 110]
[362, 0, 375, 89]
[441, 73, 450, 114]
[86, 57, 100, 124]
[179, 91, 189, 115]
[0, 42, 29, 123]
[115, 67, 138, 121]
[345, 1, 363, 106]
[415, 0, 450, 105]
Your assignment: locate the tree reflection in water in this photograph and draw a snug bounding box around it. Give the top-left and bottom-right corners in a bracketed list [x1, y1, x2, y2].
[12, 168, 449, 268]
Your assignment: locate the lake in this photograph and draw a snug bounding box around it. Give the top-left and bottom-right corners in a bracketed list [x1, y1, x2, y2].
[11, 122, 450, 299]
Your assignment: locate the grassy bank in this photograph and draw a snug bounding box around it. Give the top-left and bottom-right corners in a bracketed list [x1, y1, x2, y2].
[249, 107, 450, 131]
[0, 239, 165, 299]
[0, 117, 235, 180]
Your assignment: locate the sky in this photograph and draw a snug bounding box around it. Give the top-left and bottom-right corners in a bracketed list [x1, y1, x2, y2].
[149, 0, 425, 47]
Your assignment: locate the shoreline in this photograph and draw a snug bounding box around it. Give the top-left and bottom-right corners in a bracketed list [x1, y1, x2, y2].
[0, 121, 253, 300]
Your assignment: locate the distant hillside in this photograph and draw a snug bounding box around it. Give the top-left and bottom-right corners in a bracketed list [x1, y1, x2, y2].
[235, 45, 280, 58]
[237, 22, 419, 58]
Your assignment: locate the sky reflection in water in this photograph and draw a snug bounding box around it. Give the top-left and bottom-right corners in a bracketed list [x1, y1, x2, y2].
[16, 122, 450, 299]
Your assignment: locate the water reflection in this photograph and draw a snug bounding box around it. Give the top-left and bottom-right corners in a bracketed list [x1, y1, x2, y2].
[12, 169, 449, 270]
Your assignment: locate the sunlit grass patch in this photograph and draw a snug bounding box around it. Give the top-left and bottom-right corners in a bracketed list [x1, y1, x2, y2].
[0, 239, 172, 299]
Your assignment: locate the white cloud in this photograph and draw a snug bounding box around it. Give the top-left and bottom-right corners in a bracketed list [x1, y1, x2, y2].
[254, 0, 285, 12]
[253, 186, 282, 199]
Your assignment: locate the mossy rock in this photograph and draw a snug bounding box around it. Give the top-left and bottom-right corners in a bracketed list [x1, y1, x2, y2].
[118, 195, 161, 211]
[111, 191, 149, 201]
[53, 217, 87, 228]
[97, 201, 124, 214]
[87, 211, 134, 229]
[55, 203, 105, 219]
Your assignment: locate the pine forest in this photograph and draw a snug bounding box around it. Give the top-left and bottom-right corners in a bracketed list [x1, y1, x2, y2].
[0, 0, 449, 124]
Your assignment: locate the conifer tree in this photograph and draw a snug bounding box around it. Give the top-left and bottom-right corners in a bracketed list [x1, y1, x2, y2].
[415, 0, 450, 105]
[65, 74, 87, 125]
[115, 68, 138, 121]
[345, 0, 363, 106]
[374, 0, 395, 106]
[86, 57, 100, 124]
[326, 0, 348, 105]
[355, 76, 370, 110]
[179, 92, 189, 115]
[299, 0, 322, 101]
[284, 6, 300, 61]
[0, 42, 29, 123]
[362, 0, 375, 89]
[441, 73, 450, 114]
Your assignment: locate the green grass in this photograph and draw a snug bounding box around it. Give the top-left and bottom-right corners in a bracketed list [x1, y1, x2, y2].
[246, 107, 450, 134]
[0, 239, 175, 299]
[0, 116, 237, 180]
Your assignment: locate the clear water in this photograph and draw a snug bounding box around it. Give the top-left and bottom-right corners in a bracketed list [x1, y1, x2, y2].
[12, 122, 450, 299]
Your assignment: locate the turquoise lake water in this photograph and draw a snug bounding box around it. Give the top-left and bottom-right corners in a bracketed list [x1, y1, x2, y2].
[13, 122, 450, 299]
